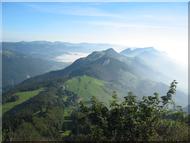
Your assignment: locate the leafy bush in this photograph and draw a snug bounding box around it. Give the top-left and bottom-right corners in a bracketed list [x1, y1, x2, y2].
[71, 81, 189, 141]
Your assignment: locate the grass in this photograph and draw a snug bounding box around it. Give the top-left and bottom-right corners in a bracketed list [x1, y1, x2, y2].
[62, 130, 72, 137]
[65, 75, 112, 105]
[2, 88, 43, 114]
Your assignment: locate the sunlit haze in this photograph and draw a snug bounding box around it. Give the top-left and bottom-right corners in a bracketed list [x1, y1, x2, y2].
[2, 2, 188, 66]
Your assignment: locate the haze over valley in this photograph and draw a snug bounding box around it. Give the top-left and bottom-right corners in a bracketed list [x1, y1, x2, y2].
[2, 2, 188, 142]
[2, 41, 188, 107]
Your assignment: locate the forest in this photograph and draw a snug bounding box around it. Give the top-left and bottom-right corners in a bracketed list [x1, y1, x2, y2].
[2, 80, 189, 142]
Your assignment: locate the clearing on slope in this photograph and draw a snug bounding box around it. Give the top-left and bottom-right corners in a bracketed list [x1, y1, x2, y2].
[2, 88, 43, 114]
[64, 75, 112, 104]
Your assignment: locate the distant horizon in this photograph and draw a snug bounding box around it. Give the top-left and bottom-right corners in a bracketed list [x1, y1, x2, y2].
[2, 40, 155, 48]
[1, 40, 184, 62]
[2, 40, 167, 53]
[2, 2, 188, 66]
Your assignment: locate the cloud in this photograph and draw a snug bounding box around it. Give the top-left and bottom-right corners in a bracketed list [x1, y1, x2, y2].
[84, 20, 184, 30]
[26, 3, 121, 18]
[54, 52, 89, 63]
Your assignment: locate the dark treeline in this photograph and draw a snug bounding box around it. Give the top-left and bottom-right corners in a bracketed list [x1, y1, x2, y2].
[2, 81, 189, 142]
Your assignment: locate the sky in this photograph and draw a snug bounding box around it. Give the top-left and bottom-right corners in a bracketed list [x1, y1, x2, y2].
[2, 2, 188, 66]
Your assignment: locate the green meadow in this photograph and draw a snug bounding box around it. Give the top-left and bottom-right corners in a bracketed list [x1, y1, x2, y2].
[2, 88, 43, 114]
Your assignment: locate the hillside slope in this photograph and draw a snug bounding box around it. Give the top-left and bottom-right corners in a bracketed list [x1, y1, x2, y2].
[2, 50, 69, 92]
[5, 48, 187, 107]
[121, 47, 187, 93]
[65, 75, 112, 104]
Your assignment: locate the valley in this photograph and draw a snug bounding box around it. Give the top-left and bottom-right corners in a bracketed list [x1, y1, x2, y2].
[2, 41, 189, 142]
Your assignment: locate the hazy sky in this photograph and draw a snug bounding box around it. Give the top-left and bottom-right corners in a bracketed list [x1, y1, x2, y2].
[2, 2, 188, 65]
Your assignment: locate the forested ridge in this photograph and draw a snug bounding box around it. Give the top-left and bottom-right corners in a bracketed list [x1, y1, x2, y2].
[2, 80, 189, 142]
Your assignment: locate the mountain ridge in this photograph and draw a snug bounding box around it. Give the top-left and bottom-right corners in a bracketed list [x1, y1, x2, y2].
[120, 47, 187, 93]
[5, 48, 187, 107]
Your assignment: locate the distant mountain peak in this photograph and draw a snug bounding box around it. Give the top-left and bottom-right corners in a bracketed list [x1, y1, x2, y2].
[103, 48, 119, 56]
[141, 47, 157, 52]
[104, 48, 116, 53]
[85, 48, 118, 62]
[127, 47, 156, 52]
[120, 47, 159, 57]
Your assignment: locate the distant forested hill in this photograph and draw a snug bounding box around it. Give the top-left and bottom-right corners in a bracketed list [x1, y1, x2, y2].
[2, 49, 69, 92]
[2, 41, 121, 60]
[120, 47, 187, 93]
[3, 48, 187, 107]
[2, 41, 124, 91]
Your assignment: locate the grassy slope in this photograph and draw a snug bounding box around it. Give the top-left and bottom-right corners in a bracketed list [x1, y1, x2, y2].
[2, 88, 43, 114]
[65, 75, 112, 104]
